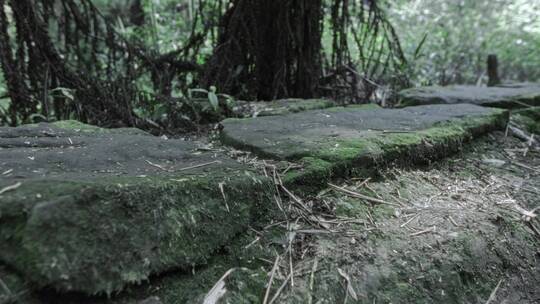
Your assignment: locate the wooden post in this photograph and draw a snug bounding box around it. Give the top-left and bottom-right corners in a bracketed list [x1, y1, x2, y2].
[487, 54, 501, 87]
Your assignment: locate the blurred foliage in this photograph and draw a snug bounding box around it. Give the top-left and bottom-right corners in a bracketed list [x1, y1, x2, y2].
[387, 0, 540, 86]
[0, 72, 8, 125]
[94, 0, 222, 104]
[0, 0, 224, 130]
[0, 0, 539, 129]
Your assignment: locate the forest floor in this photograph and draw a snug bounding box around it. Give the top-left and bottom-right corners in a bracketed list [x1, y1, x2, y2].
[94, 125, 539, 304]
[267, 132, 540, 303]
[74, 119, 538, 304]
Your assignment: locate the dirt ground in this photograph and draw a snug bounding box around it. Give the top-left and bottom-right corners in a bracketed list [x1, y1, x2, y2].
[258, 131, 540, 303]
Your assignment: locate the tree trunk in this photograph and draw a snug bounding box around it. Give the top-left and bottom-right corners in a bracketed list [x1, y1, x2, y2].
[203, 0, 322, 100]
[129, 0, 145, 26]
[487, 54, 501, 87]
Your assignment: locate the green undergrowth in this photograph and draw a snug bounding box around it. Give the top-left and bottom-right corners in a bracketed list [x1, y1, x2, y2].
[0, 172, 273, 295]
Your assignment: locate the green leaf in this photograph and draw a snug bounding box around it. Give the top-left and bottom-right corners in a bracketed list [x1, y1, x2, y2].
[189, 88, 209, 99]
[414, 33, 429, 60]
[29, 113, 48, 122]
[51, 87, 74, 101]
[189, 88, 209, 94]
[208, 92, 219, 112]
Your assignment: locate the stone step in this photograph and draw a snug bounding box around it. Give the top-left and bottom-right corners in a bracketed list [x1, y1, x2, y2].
[232, 98, 335, 117]
[398, 82, 540, 108]
[0, 121, 273, 295]
[221, 104, 508, 191]
[0, 103, 510, 298]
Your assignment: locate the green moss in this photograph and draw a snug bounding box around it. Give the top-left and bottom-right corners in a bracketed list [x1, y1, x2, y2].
[282, 157, 334, 192]
[103, 225, 283, 304]
[511, 107, 540, 134]
[514, 114, 540, 134]
[51, 120, 102, 131]
[0, 172, 273, 295]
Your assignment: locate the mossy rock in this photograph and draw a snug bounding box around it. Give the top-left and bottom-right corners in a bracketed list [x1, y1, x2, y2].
[221, 104, 508, 193]
[232, 98, 336, 117]
[25, 120, 149, 135]
[398, 83, 540, 108]
[0, 122, 274, 295]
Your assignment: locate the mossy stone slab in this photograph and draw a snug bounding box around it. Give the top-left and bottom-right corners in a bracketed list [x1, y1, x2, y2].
[398, 83, 540, 108]
[232, 98, 335, 117]
[221, 104, 507, 190]
[0, 122, 273, 295]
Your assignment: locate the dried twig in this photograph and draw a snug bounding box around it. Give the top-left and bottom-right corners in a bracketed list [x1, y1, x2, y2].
[409, 226, 435, 237]
[328, 183, 399, 207]
[268, 271, 293, 304]
[485, 279, 503, 304]
[218, 182, 230, 212]
[203, 268, 236, 304]
[144, 160, 170, 172]
[0, 182, 22, 195]
[400, 213, 419, 228]
[176, 160, 222, 171]
[512, 161, 539, 173]
[355, 177, 371, 188]
[263, 255, 281, 304]
[307, 259, 319, 304]
[0, 276, 12, 297]
[337, 268, 359, 301]
[448, 216, 459, 227]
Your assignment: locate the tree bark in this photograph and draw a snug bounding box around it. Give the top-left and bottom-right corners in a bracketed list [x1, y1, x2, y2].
[487, 54, 501, 87]
[203, 0, 322, 100]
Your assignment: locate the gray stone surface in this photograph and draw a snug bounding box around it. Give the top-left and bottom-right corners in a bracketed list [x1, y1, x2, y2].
[399, 82, 540, 108]
[232, 98, 335, 117]
[0, 122, 239, 187]
[221, 104, 505, 160]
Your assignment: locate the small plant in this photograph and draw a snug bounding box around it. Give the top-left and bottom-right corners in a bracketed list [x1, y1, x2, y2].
[187, 86, 236, 113]
[50, 87, 75, 102]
